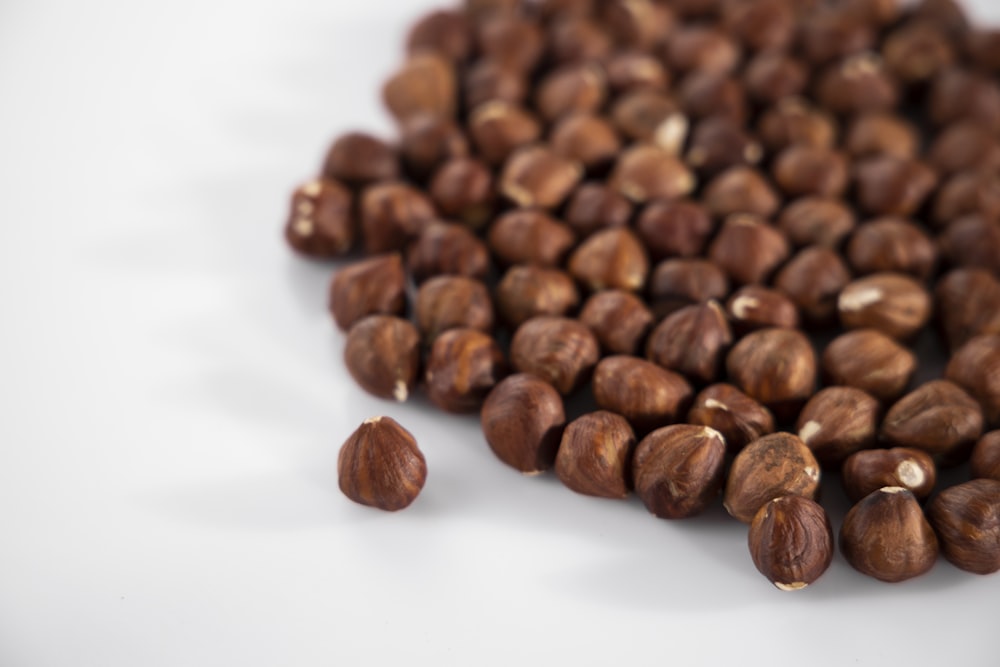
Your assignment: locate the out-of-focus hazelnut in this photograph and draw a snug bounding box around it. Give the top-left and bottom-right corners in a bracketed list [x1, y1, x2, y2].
[815, 53, 899, 116]
[495, 265, 580, 328]
[663, 26, 741, 75]
[725, 286, 800, 334]
[774, 246, 852, 326]
[563, 183, 633, 237]
[797, 386, 880, 468]
[971, 431, 1000, 481]
[425, 328, 506, 413]
[708, 214, 790, 286]
[329, 253, 406, 331]
[610, 144, 696, 204]
[926, 479, 1000, 575]
[935, 269, 1000, 352]
[938, 216, 1000, 275]
[535, 63, 607, 122]
[757, 98, 837, 153]
[946, 334, 1000, 427]
[428, 157, 494, 228]
[854, 156, 938, 218]
[567, 227, 649, 292]
[322, 132, 400, 188]
[487, 209, 575, 268]
[611, 91, 688, 150]
[636, 200, 714, 260]
[463, 60, 528, 109]
[845, 112, 919, 160]
[476, 16, 544, 73]
[838, 272, 932, 342]
[360, 182, 437, 254]
[499, 145, 583, 209]
[549, 113, 622, 173]
[407, 221, 490, 283]
[649, 258, 730, 317]
[744, 51, 808, 105]
[685, 116, 763, 177]
[415, 276, 494, 341]
[285, 179, 355, 258]
[772, 145, 849, 198]
[881, 21, 954, 83]
[469, 101, 542, 166]
[777, 196, 856, 249]
[383, 53, 457, 124]
[846, 218, 937, 281]
[703, 167, 781, 219]
[579, 290, 654, 356]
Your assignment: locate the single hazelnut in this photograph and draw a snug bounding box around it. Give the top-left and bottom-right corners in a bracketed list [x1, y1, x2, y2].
[911, 0, 970, 38]
[822, 329, 917, 403]
[610, 144, 696, 204]
[328, 253, 407, 331]
[687, 383, 775, 454]
[344, 315, 421, 402]
[338, 417, 426, 512]
[592, 356, 693, 435]
[646, 301, 733, 385]
[927, 121, 1000, 177]
[796, 8, 875, 66]
[797, 387, 881, 468]
[600, 0, 675, 51]
[476, 16, 544, 73]
[549, 113, 622, 173]
[487, 209, 575, 268]
[468, 102, 542, 166]
[663, 26, 740, 75]
[726, 328, 817, 420]
[563, 183, 633, 237]
[881, 21, 954, 83]
[495, 265, 580, 327]
[382, 53, 456, 124]
[932, 170, 1000, 227]
[880, 380, 984, 466]
[929, 68, 1000, 133]
[322, 132, 399, 188]
[632, 424, 727, 519]
[971, 431, 1000, 481]
[605, 51, 669, 94]
[535, 63, 606, 123]
[610, 90, 684, 147]
[934, 269, 1000, 351]
[776, 197, 856, 249]
[855, 156, 939, 218]
[815, 53, 899, 116]
[428, 157, 494, 229]
[748, 496, 834, 591]
[406, 10, 472, 62]
[500, 145, 583, 210]
[757, 98, 837, 154]
[845, 112, 919, 160]
[547, 16, 613, 65]
[399, 115, 469, 180]
[774, 246, 852, 326]
[724, 433, 821, 524]
[947, 335, 1000, 427]
[840, 487, 939, 583]
[636, 200, 714, 260]
[702, 167, 780, 220]
[926, 479, 1000, 575]
[567, 227, 649, 292]
[426, 328, 506, 413]
[510, 316, 600, 396]
[722, 0, 794, 53]
[579, 289, 654, 356]
[708, 214, 791, 286]
[939, 216, 1000, 275]
[555, 411, 636, 499]
[772, 146, 849, 198]
[685, 116, 763, 177]
[842, 448, 937, 503]
[481, 373, 565, 474]
[744, 51, 808, 105]
[649, 258, 730, 317]
[838, 273, 932, 341]
[463, 60, 528, 109]
[285, 179, 355, 258]
[846, 218, 937, 281]
[415, 276, 494, 341]
[359, 182, 436, 254]
[677, 73, 747, 125]
[406, 221, 490, 283]
[725, 286, 800, 334]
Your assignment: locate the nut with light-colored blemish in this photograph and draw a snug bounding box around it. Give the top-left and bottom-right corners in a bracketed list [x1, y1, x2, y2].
[838, 272, 932, 342]
[425, 328, 506, 413]
[487, 209, 575, 268]
[880, 380, 984, 466]
[774, 246, 852, 327]
[578, 289, 654, 356]
[468, 101, 542, 166]
[592, 356, 693, 435]
[946, 334, 1000, 427]
[284, 179, 356, 258]
[971, 431, 1000, 481]
[337, 416, 427, 512]
[500, 145, 583, 210]
[822, 329, 917, 403]
[481, 373, 566, 474]
[926, 479, 1000, 575]
[567, 227, 649, 292]
[687, 383, 775, 455]
[708, 214, 790, 286]
[685, 116, 763, 177]
[646, 301, 733, 385]
[414, 276, 494, 341]
[610, 90, 686, 149]
[344, 315, 421, 403]
[724, 432, 821, 524]
[632, 424, 727, 519]
[842, 447, 937, 503]
[702, 167, 781, 220]
[510, 316, 600, 396]
[726, 328, 817, 420]
[609, 144, 696, 204]
[494, 265, 580, 328]
[725, 286, 800, 334]
[797, 386, 880, 468]
[749, 496, 834, 591]
[815, 52, 898, 116]
[757, 98, 837, 153]
[555, 411, 636, 499]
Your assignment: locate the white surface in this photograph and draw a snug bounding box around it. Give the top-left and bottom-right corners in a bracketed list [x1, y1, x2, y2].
[1, 1, 999, 665]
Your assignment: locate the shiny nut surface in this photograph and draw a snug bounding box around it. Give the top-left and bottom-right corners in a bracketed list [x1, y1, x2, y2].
[724, 433, 821, 524]
[688, 383, 775, 454]
[749, 496, 834, 591]
[797, 386, 880, 468]
[592, 356, 693, 435]
[926, 479, 1000, 575]
[555, 411, 636, 499]
[510, 316, 600, 396]
[481, 374, 565, 474]
[338, 417, 427, 512]
[344, 316, 421, 402]
[632, 424, 727, 519]
[842, 448, 937, 503]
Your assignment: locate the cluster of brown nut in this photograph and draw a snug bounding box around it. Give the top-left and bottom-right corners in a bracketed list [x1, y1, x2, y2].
[294, 0, 1000, 591]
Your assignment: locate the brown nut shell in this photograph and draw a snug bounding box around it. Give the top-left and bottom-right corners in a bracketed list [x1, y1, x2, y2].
[688, 383, 775, 455]
[797, 387, 880, 468]
[495, 265, 580, 328]
[838, 272, 932, 342]
[328, 254, 406, 331]
[414, 276, 494, 341]
[481, 373, 566, 474]
[344, 315, 421, 402]
[946, 334, 1000, 427]
[707, 214, 790, 286]
[510, 316, 600, 396]
[725, 286, 800, 335]
[646, 301, 732, 385]
[632, 424, 727, 519]
[338, 417, 426, 512]
[971, 431, 1000, 481]
[880, 380, 984, 465]
[425, 328, 506, 413]
[592, 356, 693, 435]
[579, 290, 654, 356]
[726, 328, 817, 420]
[322, 133, 399, 188]
[926, 479, 1000, 575]
[407, 222, 490, 283]
[555, 411, 636, 499]
[382, 53, 456, 124]
[822, 329, 917, 403]
[487, 209, 575, 268]
[749, 496, 834, 591]
[567, 227, 649, 292]
[285, 179, 355, 258]
[724, 432, 821, 524]
[842, 448, 937, 503]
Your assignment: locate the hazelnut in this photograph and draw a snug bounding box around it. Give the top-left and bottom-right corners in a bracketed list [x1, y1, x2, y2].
[399, 115, 469, 180]
[510, 316, 600, 396]
[845, 112, 919, 160]
[772, 146, 849, 198]
[406, 221, 490, 283]
[428, 157, 494, 228]
[726, 328, 817, 419]
[748, 496, 834, 591]
[426, 328, 506, 413]
[382, 53, 456, 124]
[880, 380, 984, 466]
[610, 90, 686, 148]
[702, 167, 781, 220]
[360, 182, 436, 254]
[854, 156, 939, 218]
[947, 335, 1000, 427]
[600, 0, 675, 51]
[344, 315, 421, 402]
[592, 356, 693, 435]
[579, 290, 654, 356]
[646, 301, 733, 385]
[844, 0, 902, 26]
[678, 73, 747, 125]
[605, 51, 669, 94]
[796, 7, 875, 66]
[547, 16, 612, 65]
[406, 10, 472, 62]
[815, 53, 899, 116]
[649, 259, 730, 317]
[285, 179, 355, 258]
[911, 0, 970, 38]
[415, 276, 494, 341]
[971, 431, 1000, 481]
[777, 197, 856, 249]
[774, 246, 852, 326]
[840, 487, 939, 582]
[822, 329, 917, 403]
[495, 265, 580, 327]
[476, 16, 544, 73]
[338, 417, 426, 512]
[934, 269, 1000, 351]
[664, 26, 740, 75]
[555, 411, 636, 499]
[968, 29, 1000, 73]
[632, 424, 727, 519]
[797, 387, 881, 468]
[610, 144, 696, 204]
[725, 286, 800, 334]
[722, 0, 794, 53]
[500, 145, 583, 210]
[932, 170, 1000, 227]
[468, 102, 542, 166]
[938, 216, 1000, 275]
[685, 116, 763, 177]
[846, 218, 937, 281]
[567, 227, 649, 292]
[929, 68, 1000, 133]
[688, 383, 775, 454]
[481, 374, 565, 474]
[535, 63, 606, 123]
[838, 273, 932, 341]
[707, 214, 791, 286]
[744, 51, 808, 105]
[636, 200, 714, 260]
[549, 113, 622, 173]
[757, 98, 837, 153]
[487, 209, 575, 268]
[465, 0, 519, 19]
[881, 21, 954, 83]
[463, 60, 528, 109]
[322, 132, 399, 188]
[926, 479, 1000, 575]
[842, 447, 937, 503]
[328, 253, 407, 331]
[563, 183, 633, 237]
[927, 121, 1000, 177]
[724, 433, 821, 524]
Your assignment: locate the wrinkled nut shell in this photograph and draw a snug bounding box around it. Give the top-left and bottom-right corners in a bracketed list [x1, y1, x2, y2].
[796, 386, 880, 468]
[481, 374, 566, 474]
[555, 411, 636, 499]
[426, 328, 506, 413]
[926, 479, 1000, 575]
[632, 424, 727, 519]
[344, 315, 421, 402]
[726, 328, 817, 420]
[749, 496, 834, 591]
[688, 383, 775, 454]
[842, 447, 937, 503]
[971, 431, 1000, 482]
[724, 433, 821, 524]
[879, 380, 984, 466]
[592, 356, 693, 435]
[338, 417, 427, 512]
[510, 316, 600, 395]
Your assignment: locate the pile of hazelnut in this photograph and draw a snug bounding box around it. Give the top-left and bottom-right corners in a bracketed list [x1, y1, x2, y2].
[286, 0, 1000, 590]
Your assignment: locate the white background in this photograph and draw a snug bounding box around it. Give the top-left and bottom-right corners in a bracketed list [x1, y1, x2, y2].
[2, 1, 1000, 665]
